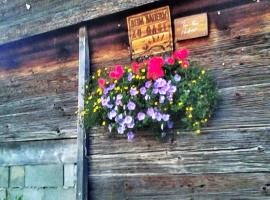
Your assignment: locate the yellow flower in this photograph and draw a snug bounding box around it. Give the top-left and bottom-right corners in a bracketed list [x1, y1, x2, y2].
[135, 75, 140, 79]
[169, 101, 173, 104]
[196, 129, 201, 134]
[92, 75, 95, 79]
[88, 95, 93, 100]
[141, 69, 146, 73]
[178, 60, 182, 64]
[124, 86, 129, 90]
[178, 102, 183, 106]
[104, 67, 108, 71]
[102, 121, 106, 126]
[204, 118, 208, 123]
[154, 102, 158, 106]
[85, 85, 88, 89]
[201, 70, 206, 75]
[164, 108, 167, 111]
[97, 98, 101, 104]
[189, 106, 193, 111]
[115, 86, 121, 91]
[188, 114, 192, 119]
[114, 80, 118, 84]
[127, 68, 132, 73]
[106, 81, 109, 84]
[192, 80, 196, 84]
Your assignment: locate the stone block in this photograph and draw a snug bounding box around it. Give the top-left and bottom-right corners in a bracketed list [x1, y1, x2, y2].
[43, 188, 75, 200]
[0, 188, 6, 200]
[10, 166, 24, 188]
[64, 164, 76, 188]
[8, 188, 44, 200]
[0, 167, 9, 188]
[25, 164, 63, 187]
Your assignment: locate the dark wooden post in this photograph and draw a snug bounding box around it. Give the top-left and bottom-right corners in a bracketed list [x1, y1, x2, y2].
[77, 26, 89, 200]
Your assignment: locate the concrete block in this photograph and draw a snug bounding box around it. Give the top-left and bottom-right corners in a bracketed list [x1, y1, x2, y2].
[0, 188, 6, 200]
[0, 167, 9, 188]
[64, 164, 76, 188]
[25, 164, 63, 187]
[43, 188, 75, 200]
[8, 188, 44, 200]
[10, 166, 24, 188]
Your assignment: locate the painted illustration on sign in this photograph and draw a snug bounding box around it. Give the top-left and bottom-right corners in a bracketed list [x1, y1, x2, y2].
[174, 13, 208, 41]
[127, 6, 173, 59]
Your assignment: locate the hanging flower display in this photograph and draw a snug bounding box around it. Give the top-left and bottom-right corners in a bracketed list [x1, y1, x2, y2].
[84, 49, 218, 140]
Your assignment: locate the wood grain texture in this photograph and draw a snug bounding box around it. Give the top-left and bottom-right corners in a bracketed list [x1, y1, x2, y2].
[0, 28, 79, 142]
[77, 26, 89, 200]
[89, 173, 270, 200]
[86, 0, 270, 199]
[0, 0, 158, 45]
[0, 139, 77, 166]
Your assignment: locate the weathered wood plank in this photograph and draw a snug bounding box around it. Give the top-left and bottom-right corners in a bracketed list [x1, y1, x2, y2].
[77, 26, 89, 200]
[0, 0, 160, 45]
[0, 25, 78, 142]
[88, 1, 270, 89]
[0, 139, 77, 166]
[88, 128, 270, 175]
[0, 92, 77, 142]
[89, 173, 270, 200]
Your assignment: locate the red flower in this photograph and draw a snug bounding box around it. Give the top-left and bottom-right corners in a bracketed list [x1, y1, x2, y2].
[98, 78, 106, 89]
[131, 62, 141, 74]
[167, 57, 175, 65]
[182, 60, 189, 68]
[109, 65, 124, 79]
[173, 49, 189, 60]
[147, 56, 165, 80]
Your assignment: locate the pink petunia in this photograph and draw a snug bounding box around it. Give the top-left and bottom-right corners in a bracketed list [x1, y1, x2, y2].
[147, 56, 165, 80]
[173, 49, 189, 60]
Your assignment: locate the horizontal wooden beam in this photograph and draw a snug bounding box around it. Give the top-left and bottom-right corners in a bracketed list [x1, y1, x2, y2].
[0, 0, 158, 46]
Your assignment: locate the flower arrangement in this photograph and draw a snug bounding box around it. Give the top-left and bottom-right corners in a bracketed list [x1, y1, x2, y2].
[84, 49, 218, 140]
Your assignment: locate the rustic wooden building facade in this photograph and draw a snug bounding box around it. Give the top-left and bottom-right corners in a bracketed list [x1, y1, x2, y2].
[0, 0, 270, 199]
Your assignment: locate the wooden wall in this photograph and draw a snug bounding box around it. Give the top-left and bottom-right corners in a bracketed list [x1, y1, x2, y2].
[0, 27, 79, 165]
[87, 0, 270, 199]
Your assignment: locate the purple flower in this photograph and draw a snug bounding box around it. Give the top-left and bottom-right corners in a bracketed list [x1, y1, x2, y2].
[154, 78, 166, 88]
[140, 87, 147, 95]
[174, 74, 181, 82]
[130, 87, 138, 96]
[115, 114, 123, 123]
[137, 112, 145, 121]
[124, 115, 133, 124]
[127, 101, 136, 110]
[159, 96, 165, 104]
[128, 73, 133, 81]
[167, 121, 174, 129]
[117, 125, 125, 134]
[101, 96, 110, 106]
[127, 131, 134, 141]
[107, 83, 115, 91]
[159, 87, 167, 95]
[115, 99, 122, 106]
[147, 108, 156, 119]
[145, 81, 152, 88]
[156, 112, 162, 121]
[127, 120, 135, 128]
[145, 94, 150, 100]
[107, 110, 117, 120]
[162, 114, 170, 122]
[116, 94, 123, 100]
[152, 88, 159, 95]
[169, 85, 177, 93]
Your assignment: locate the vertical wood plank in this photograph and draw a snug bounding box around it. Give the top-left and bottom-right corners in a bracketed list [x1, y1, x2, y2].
[77, 26, 89, 200]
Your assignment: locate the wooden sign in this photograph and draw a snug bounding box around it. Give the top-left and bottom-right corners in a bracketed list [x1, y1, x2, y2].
[174, 13, 208, 41]
[127, 6, 173, 59]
